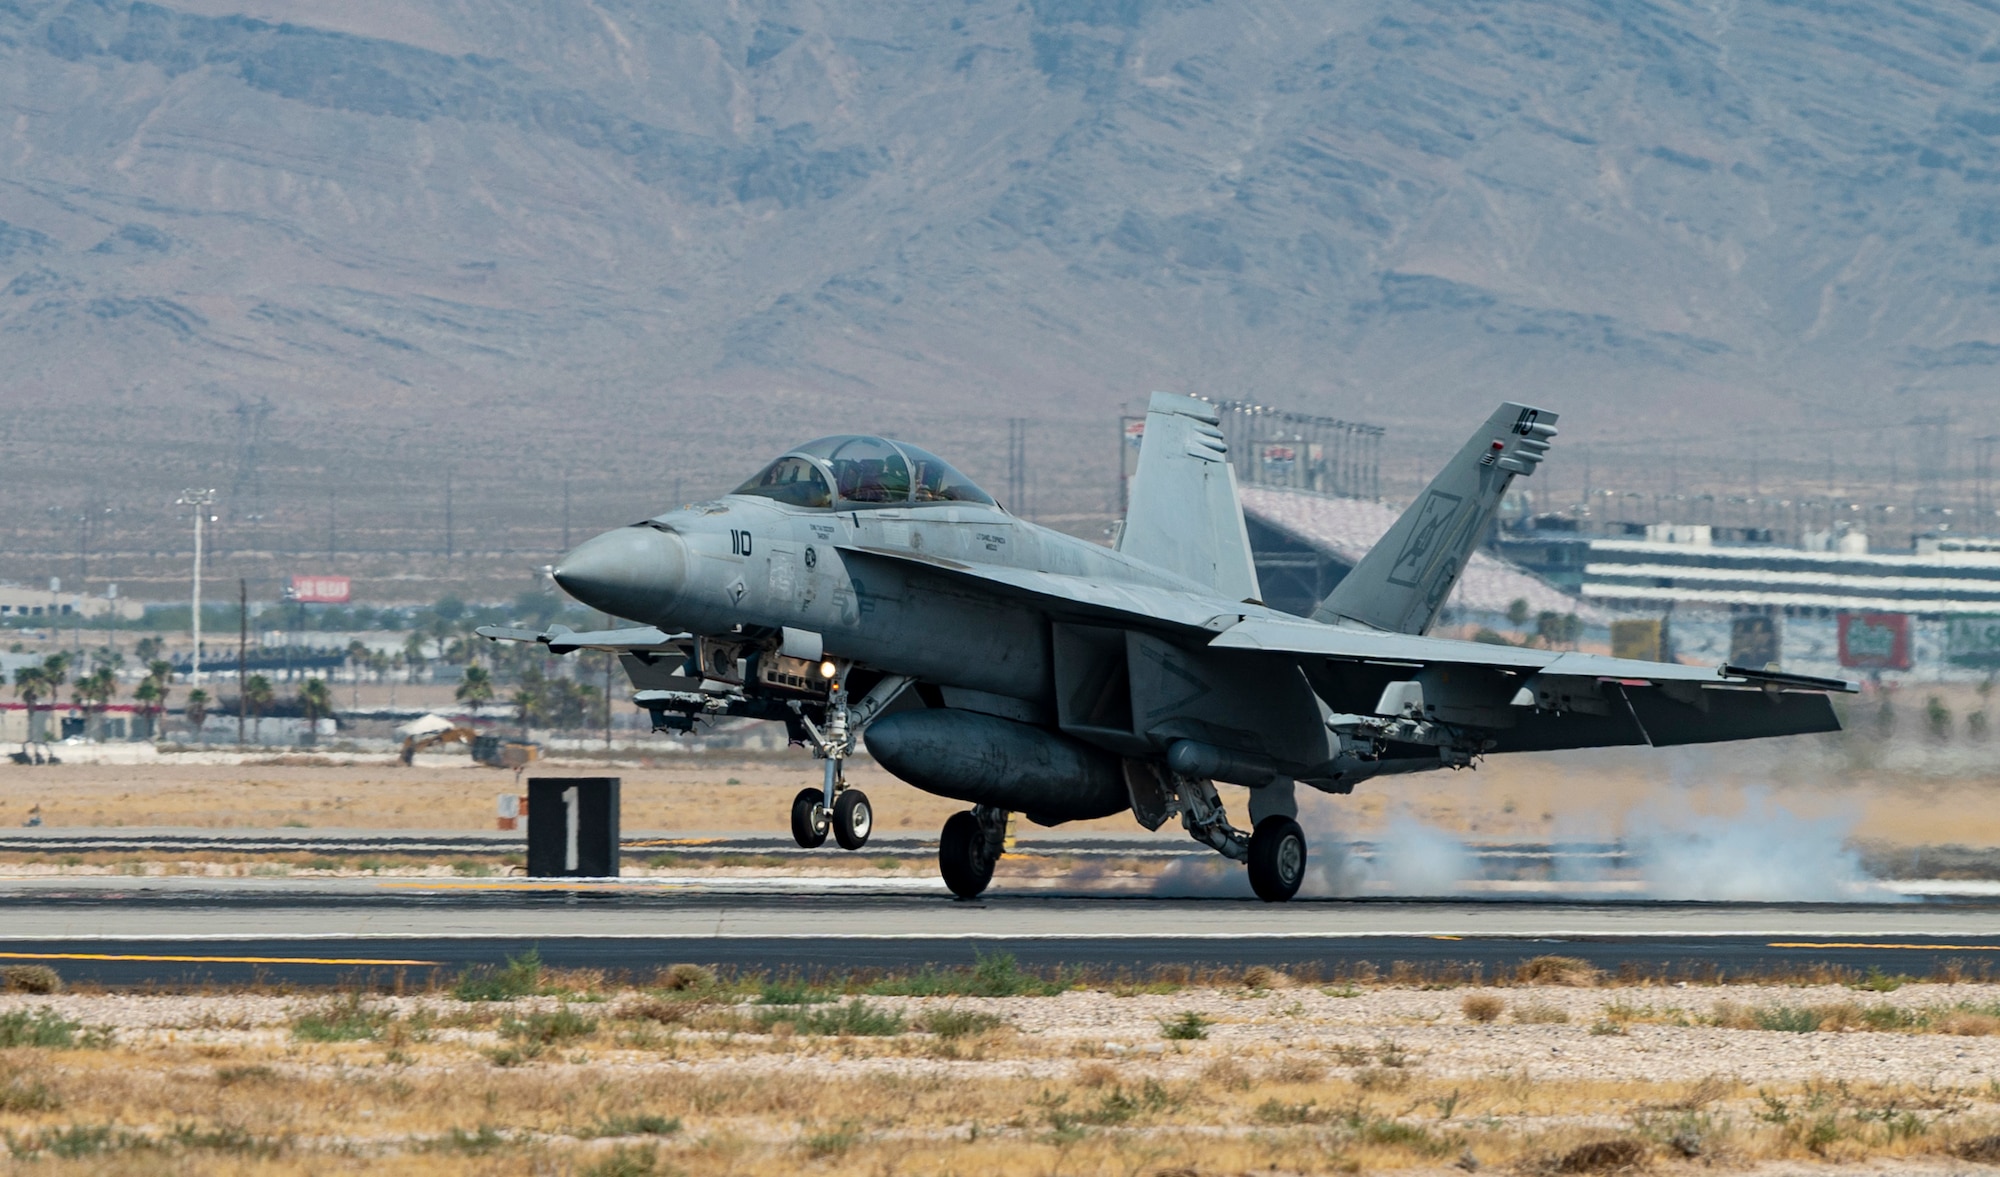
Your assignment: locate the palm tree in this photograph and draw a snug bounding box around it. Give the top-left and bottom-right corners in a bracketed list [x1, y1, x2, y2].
[40, 654, 68, 732]
[73, 667, 115, 739]
[243, 675, 274, 743]
[298, 677, 333, 745]
[147, 660, 174, 711]
[14, 666, 46, 744]
[456, 665, 495, 709]
[510, 685, 536, 741]
[184, 687, 211, 740]
[402, 632, 428, 682]
[132, 677, 162, 740]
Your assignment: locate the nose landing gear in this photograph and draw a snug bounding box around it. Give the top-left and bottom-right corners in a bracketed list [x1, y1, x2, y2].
[790, 787, 829, 848]
[792, 672, 911, 851]
[832, 789, 873, 850]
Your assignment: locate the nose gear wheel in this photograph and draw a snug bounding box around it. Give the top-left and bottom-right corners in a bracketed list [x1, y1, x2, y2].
[790, 787, 829, 848]
[832, 789, 872, 850]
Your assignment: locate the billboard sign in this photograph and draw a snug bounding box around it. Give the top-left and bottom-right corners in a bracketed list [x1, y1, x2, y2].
[1610, 618, 1664, 662]
[289, 575, 351, 604]
[1839, 612, 1910, 670]
[1947, 616, 2000, 668]
[1728, 615, 1781, 669]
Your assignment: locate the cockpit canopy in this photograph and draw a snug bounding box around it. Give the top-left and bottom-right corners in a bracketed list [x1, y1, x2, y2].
[732, 436, 998, 510]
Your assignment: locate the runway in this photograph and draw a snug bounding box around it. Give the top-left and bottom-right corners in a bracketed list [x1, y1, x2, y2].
[3, 875, 2000, 986]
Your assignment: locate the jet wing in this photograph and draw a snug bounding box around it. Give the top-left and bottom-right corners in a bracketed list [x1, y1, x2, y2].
[1211, 614, 1855, 751]
[1210, 615, 1856, 691]
[836, 545, 1243, 633]
[474, 624, 690, 656]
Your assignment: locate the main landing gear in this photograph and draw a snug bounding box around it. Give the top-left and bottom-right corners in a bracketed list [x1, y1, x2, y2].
[1246, 816, 1307, 903]
[928, 783, 1309, 903]
[1164, 774, 1309, 903]
[938, 805, 1008, 899]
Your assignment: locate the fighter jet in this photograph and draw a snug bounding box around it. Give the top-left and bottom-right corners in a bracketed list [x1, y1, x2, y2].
[482, 395, 1853, 901]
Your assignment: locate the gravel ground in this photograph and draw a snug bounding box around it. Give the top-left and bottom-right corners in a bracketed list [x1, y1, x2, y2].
[10, 979, 2000, 1084]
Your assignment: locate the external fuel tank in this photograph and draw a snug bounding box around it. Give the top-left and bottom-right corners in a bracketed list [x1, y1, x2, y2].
[863, 709, 1130, 826]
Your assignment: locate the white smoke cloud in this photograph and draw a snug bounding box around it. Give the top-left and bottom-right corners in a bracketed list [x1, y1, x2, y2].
[1141, 784, 1892, 903]
[1623, 789, 1887, 902]
[1370, 814, 1480, 895]
[1151, 854, 1255, 898]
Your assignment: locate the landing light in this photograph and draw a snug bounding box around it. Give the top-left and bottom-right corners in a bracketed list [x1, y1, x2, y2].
[819, 660, 837, 679]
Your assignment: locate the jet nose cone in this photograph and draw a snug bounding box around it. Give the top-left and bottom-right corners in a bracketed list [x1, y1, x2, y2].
[552, 525, 686, 621]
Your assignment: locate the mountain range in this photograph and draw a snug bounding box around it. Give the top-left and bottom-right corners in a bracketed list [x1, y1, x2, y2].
[3, 0, 1999, 592]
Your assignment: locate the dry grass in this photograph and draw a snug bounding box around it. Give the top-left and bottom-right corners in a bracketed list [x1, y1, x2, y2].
[1462, 993, 1504, 1023]
[2, 973, 2000, 1173]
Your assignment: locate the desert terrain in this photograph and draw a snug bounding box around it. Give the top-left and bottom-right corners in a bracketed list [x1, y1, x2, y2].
[8, 955, 2000, 1173]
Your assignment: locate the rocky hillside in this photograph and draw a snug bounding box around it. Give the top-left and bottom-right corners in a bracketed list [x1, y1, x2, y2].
[3, 0, 1998, 584]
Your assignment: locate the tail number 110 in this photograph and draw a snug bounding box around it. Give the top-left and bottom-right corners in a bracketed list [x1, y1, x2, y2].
[730, 529, 754, 556]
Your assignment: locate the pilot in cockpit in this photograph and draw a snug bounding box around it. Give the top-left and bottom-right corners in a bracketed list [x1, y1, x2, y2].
[735, 436, 998, 510]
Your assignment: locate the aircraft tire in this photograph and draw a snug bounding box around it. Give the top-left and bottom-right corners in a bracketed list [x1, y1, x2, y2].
[938, 810, 995, 899]
[790, 787, 830, 849]
[1247, 815, 1307, 903]
[833, 789, 873, 850]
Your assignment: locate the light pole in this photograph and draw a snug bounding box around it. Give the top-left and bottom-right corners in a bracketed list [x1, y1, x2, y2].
[178, 489, 216, 683]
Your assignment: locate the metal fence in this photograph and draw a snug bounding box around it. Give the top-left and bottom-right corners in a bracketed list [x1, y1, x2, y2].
[1210, 400, 1384, 500]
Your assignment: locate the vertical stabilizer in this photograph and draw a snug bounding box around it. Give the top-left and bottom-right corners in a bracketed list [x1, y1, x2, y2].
[1313, 403, 1557, 634]
[1118, 393, 1262, 603]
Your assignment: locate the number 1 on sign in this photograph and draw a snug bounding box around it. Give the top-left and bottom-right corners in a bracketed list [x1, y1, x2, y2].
[563, 786, 579, 873]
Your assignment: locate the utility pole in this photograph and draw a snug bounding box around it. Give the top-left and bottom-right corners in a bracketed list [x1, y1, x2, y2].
[178, 489, 216, 684]
[1008, 418, 1029, 519]
[237, 579, 248, 746]
[444, 469, 455, 563]
[1975, 436, 1997, 529]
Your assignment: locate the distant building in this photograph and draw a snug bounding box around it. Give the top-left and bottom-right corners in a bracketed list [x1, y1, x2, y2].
[1237, 487, 1598, 622]
[1495, 521, 2000, 681]
[1496, 525, 2000, 617]
[0, 585, 142, 621]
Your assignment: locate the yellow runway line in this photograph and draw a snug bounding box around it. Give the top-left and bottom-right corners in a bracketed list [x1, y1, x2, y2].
[0, 951, 438, 966]
[622, 838, 728, 847]
[377, 881, 677, 892]
[1767, 942, 2000, 952]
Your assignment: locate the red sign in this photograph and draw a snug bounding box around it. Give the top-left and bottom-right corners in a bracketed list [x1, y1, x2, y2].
[1839, 612, 1910, 671]
[289, 575, 352, 604]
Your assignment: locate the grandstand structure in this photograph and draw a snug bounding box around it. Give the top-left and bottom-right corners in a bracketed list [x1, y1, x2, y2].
[1237, 486, 1598, 623]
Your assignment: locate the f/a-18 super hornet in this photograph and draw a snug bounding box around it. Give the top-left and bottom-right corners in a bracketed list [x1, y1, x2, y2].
[482, 395, 1853, 901]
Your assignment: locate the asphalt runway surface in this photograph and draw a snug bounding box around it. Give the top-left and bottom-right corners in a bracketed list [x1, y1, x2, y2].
[5, 876, 2000, 987]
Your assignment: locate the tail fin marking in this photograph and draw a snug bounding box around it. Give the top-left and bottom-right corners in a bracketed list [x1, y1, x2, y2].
[1313, 402, 1557, 635]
